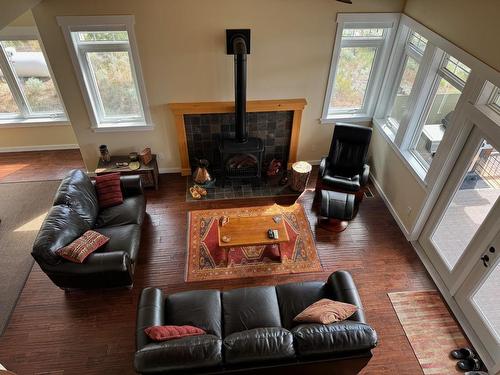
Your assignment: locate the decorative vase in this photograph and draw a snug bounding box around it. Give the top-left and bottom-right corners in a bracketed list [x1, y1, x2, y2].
[193, 159, 212, 185]
[99, 145, 111, 163]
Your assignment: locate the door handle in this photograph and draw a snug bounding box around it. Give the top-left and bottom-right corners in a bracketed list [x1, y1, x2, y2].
[481, 255, 489, 267]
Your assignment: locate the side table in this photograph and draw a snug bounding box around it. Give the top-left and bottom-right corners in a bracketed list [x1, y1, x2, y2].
[96, 154, 159, 190]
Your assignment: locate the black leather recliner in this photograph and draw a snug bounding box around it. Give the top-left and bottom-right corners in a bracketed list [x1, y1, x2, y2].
[318, 123, 372, 193]
[135, 270, 377, 374]
[31, 169, 146, 289]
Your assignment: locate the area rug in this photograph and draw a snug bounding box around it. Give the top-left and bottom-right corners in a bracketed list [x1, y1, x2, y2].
[185, 203, 322, 282]
[388, 290, 469, 374]
[0, 180, 60, 335]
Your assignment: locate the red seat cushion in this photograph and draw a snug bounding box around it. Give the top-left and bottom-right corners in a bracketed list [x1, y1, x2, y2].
[144, 325, 206, 342]
[95, 173, 123, 208]
[56, 230, 110, 263]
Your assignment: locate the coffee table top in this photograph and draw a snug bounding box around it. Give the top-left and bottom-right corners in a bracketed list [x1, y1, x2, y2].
[218, 215, 289, 248]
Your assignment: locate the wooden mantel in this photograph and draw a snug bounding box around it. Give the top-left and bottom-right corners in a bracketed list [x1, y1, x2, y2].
[167, 98, 307, 176]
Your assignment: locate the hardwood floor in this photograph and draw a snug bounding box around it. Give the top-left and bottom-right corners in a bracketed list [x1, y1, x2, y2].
[0, 169, 440, 375]
[0, 149, 85, 183]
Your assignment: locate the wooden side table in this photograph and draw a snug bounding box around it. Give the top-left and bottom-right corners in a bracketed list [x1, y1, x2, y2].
[96, 154, 159, 190]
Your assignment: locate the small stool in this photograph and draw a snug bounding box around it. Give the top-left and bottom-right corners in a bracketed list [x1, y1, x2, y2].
[319, 190, 355, 232]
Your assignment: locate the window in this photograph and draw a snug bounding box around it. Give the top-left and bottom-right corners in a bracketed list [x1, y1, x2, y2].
[408, 54, 470, 172]
[385, 32, 427, 138]
[489, 87, 500, 114]
[0, 28, 66, 123]
[321, 13, 399, 122]
[57, 16, 152, 130]
[373, 16, 475, 184]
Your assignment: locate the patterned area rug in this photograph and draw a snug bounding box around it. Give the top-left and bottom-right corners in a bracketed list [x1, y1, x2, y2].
[388, 291, 469, 374]
[186, 203, 322, 282]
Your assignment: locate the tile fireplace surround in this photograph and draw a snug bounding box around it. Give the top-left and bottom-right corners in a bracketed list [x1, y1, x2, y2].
[168, 99, 307, 176]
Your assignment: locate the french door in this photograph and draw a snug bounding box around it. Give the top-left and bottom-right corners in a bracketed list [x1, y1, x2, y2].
[418, 108, 500, 371]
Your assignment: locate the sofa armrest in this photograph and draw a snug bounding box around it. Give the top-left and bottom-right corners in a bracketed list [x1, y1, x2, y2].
[328, 270, 366, 323]
[40, 251, 131, 274]
[319, 157, 328, 177]
[360, 164, 370, 187]
[120, 175, 144, 197]
[136, 287, 165, 350]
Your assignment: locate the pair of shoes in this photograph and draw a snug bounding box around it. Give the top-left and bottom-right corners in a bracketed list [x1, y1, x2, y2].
[451, 348, 483, 372]
[189, 185, 207, 200]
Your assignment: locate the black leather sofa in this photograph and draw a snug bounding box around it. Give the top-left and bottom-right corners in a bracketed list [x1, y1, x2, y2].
[135, 271, 377, 374]
[31, 169, 146, 289]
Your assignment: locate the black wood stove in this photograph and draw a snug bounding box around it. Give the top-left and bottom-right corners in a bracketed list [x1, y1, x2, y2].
[219, 29, 263, 186]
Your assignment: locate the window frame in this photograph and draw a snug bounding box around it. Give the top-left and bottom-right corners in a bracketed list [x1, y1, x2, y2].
[321, 13, 400, 124]
[0, 26, 68, 126]
[57, 16, 153, 131]
[373, 14, 484, 187]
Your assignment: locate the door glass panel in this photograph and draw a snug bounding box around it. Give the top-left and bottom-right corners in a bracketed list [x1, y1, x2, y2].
[432, 141, 500, 269]
[472, 261, 500, 342]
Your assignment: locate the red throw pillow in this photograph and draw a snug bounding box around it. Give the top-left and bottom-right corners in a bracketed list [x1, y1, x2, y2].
[56, 230, 109, 263]
[95, 173, 123, 208]
[144, 325, 206, 342]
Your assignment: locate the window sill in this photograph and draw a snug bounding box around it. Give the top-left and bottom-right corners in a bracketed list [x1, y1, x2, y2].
[320, 114, 372, 124]
[0, 117, 70, 128]
[91, 123, 154, 132]
[372, 118, 428, 190]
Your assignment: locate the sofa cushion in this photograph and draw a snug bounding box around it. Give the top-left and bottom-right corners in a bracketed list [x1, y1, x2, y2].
[56, 230, 109, 263]
[95, 195, 146, 228]
[291, 321, 378, 358]
[276, 281, 330, 329]
[222, 286, 282, 336]
[94, 173, 123, 208]
[53, 169, 99, 227]
[224, 327, 295, 365]
[134, 334, 222, 374]
[164, 290, 221, 338]
[32, 205, 90, 265]
[94, 224, 141, 263]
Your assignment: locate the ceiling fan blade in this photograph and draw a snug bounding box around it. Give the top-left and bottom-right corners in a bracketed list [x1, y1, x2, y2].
[337, 0, 353, 3]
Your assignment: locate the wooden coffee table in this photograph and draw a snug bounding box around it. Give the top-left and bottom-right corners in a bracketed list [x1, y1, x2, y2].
[218, 215, 289, 263]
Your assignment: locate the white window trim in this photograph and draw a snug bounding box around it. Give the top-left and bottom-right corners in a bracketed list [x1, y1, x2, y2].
[321, 13, 400, 124]
[57, 15, 153, 131]
[0, 26, 68, 125]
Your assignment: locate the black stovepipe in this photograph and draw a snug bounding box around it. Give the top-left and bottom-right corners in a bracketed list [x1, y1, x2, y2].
[232, 36, 247, 143]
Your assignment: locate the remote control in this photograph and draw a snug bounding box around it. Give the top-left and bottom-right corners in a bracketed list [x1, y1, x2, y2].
[267, 229, 274, 239]
[273, 230, 279, 239]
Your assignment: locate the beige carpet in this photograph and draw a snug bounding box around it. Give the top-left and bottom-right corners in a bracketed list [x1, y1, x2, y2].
[0, 180, 60, 335]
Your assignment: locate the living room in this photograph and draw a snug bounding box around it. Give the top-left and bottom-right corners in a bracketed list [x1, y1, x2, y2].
[0, 0, 499, 374]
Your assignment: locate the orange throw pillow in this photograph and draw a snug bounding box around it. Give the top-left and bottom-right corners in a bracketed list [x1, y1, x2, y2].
[144, 325, 206, 342]
[56, 230, 109, 263]
[293, 298, 357, 324]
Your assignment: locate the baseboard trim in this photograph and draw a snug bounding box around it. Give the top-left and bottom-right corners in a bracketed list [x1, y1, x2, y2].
[159, 167, 182, 174]
[369, 172, 411, 240]
[0, 144, 79, 153]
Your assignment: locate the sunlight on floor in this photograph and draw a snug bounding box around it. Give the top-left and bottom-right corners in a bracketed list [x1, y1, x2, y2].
[14, 211, 49, 232]
[0, 164, 30, 179]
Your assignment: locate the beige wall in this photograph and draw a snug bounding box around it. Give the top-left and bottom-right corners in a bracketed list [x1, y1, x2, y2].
[369, 127, 427, 232]
[0, 10, 78, 151]
[404, 0, 500, 72]
[31, 0, 405, 172]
